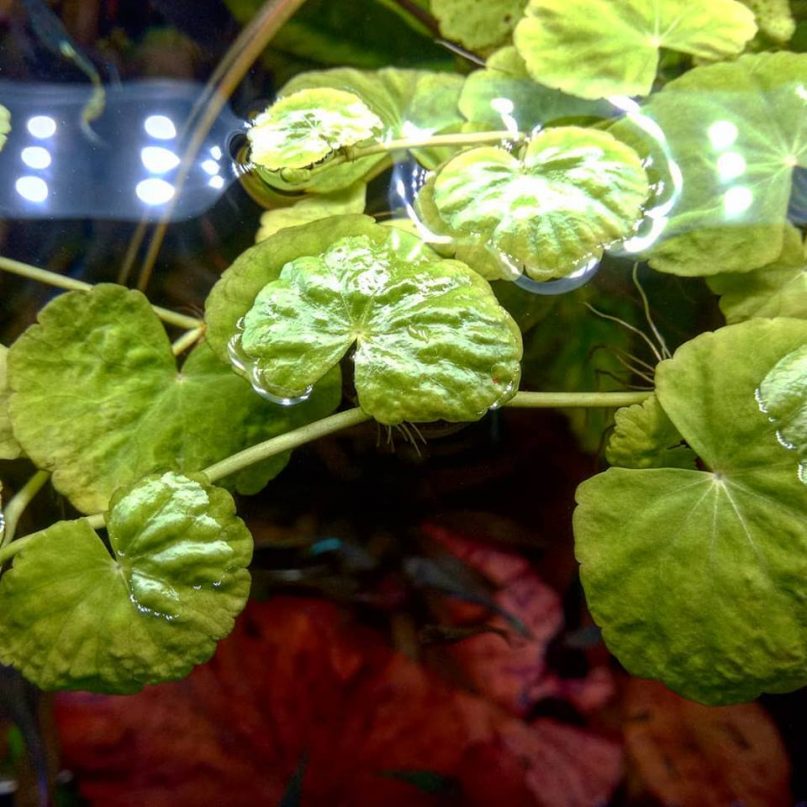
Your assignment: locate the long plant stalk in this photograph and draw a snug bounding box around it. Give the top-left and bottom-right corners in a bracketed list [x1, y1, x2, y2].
[1, 470, 49, 548]
[134, 0, 310, 292]
[0, 255, 202, 330]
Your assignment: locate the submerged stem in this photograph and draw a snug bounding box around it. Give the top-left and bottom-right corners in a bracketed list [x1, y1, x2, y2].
[506, 391, 651, 408]
[171, 326, 207, 356]
[1, 470, 50, 548]
[0, 255, 203, 330]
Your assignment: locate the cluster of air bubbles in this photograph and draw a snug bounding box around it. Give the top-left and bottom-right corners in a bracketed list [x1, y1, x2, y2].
[227, 318, 313, 406]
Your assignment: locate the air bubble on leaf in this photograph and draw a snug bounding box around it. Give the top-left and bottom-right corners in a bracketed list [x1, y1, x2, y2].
[227, 324, 313, 407]
[514, 255, 602, 295]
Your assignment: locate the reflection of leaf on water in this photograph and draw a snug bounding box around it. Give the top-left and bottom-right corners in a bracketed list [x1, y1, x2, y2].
[623, 678, 791, 807]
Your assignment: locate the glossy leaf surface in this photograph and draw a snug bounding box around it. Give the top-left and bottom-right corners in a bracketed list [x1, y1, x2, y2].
[759, 344, 807, 482]
[0, 471, 252, 693]
[248, 88, 383, 171]
[264, 68, 465, 192]
[612, 53, 807, 276]
[575, 318, 807, 704]
[0, 345, 21, 460]
[239, 227, 522, 424]
[430, 0, 526, 52]
[8, 285, 340, 513]
[458, 47, 610, 133]
[708, 226, 807, 321]
[424, 127, 649, 281]
[514, 0, 756, 99]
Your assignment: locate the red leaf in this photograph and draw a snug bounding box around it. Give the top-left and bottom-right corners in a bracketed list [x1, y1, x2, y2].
[423, 524, 615, 717]
[623, 678, 792, 807]
[56, 598, 622, 807]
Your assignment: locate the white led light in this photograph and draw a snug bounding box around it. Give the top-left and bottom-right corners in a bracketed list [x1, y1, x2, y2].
[722, 185, 753, 217]
[26, 116, 57, 139]
[144, 115, 177, 140]
[716, 152, 746, 182]
[15, 176, 49, 202]
[707, 121, 738, 150]
[21, 146, 52, 169]
[201, 158, 219, 176]
[136, 177, 175, 205]
[141, 146, 180, 174]
[210, 145, 223, 160]
[208, 175, 225, 190]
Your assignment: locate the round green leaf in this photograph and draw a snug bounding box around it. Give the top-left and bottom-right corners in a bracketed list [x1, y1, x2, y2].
[0, 104, 9, 152]
[513, 0, 756, 100]
[611, 53, 807, 276]
[575, 318, 807, 704]
[8, 285, 340, 513]
[431, 0, 527, 52]
[238, 227, 523, 424]
[739, 0, 794, 43]
[423, 126, 649, 281]
[262, 68, 465, 192]
[256, 183, 366, 242]
[0, 345, 21, 460]
[0, 471, 252, 693]
[206, 214, 381, 360]
[759, 344, 807, 483]
[248, 88, 383, 172]
[708, 225, 807, 322]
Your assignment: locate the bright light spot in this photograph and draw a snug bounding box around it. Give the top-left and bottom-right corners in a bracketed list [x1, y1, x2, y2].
[796, 84, 807, 102]
[27, 116, 57, 139]
[722, 185, 753, 217]
[784, 154, 798, 167]
[15, 176, 49, 202]
[648, 34, 663, 48]
[210, 145, 223, 160]
[491, 97, 514, 115]
[208, 175, 225, 190]
[399, 120, 431, 141]
[141, 146, 180, 174]
[708, 120, 738, 150]
[716, 151, 746, 182]
[201, 158, 219, 176]
[136, 177, 175, 205]
[21, 146, 51, 169]
[144, 115, 177, 140]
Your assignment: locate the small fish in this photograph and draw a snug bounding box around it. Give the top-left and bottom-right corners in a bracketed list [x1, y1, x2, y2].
[21, 0, 106, 143]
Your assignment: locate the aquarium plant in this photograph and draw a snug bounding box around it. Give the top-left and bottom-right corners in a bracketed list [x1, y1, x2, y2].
[0, 0, 805, 708]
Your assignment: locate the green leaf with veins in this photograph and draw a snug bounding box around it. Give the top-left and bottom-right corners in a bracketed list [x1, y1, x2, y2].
[513, 0, 756, 100]
[256, 183, 366, 242]
[758, 344, 807, 482]
[430, 0, 527, 52]
[606, 394, 696, 469]
[0, 346, 21, 460]
[458, 47, 611, 133]
[262, 68, 466, 192]
[8, 285, 340, 513]
[575, 318, 807, 704]
[0, 471, 251, 693]
[248, 88, 383, 172]
[708, 225, 807, 322]
[423, 126, 649, 281]
[206, 214, 381, 360]
[610, 53, 807, 276]
[238, 228, 522, 425]
[0, 105, 9, 152]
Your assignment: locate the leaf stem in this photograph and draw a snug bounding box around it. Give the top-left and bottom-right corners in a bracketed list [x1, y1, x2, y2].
[203, 406, 372, 483]
[171, 325, 207, 356]
[1, 470, 49, 548]
[506, 390, 652, 408]
[353, 130, 525, 157]
[0, 255, 203, 330]
[0, 533, 35, 565]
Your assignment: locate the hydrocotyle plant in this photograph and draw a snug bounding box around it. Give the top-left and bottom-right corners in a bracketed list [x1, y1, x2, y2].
[0, 0, 805, 707]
